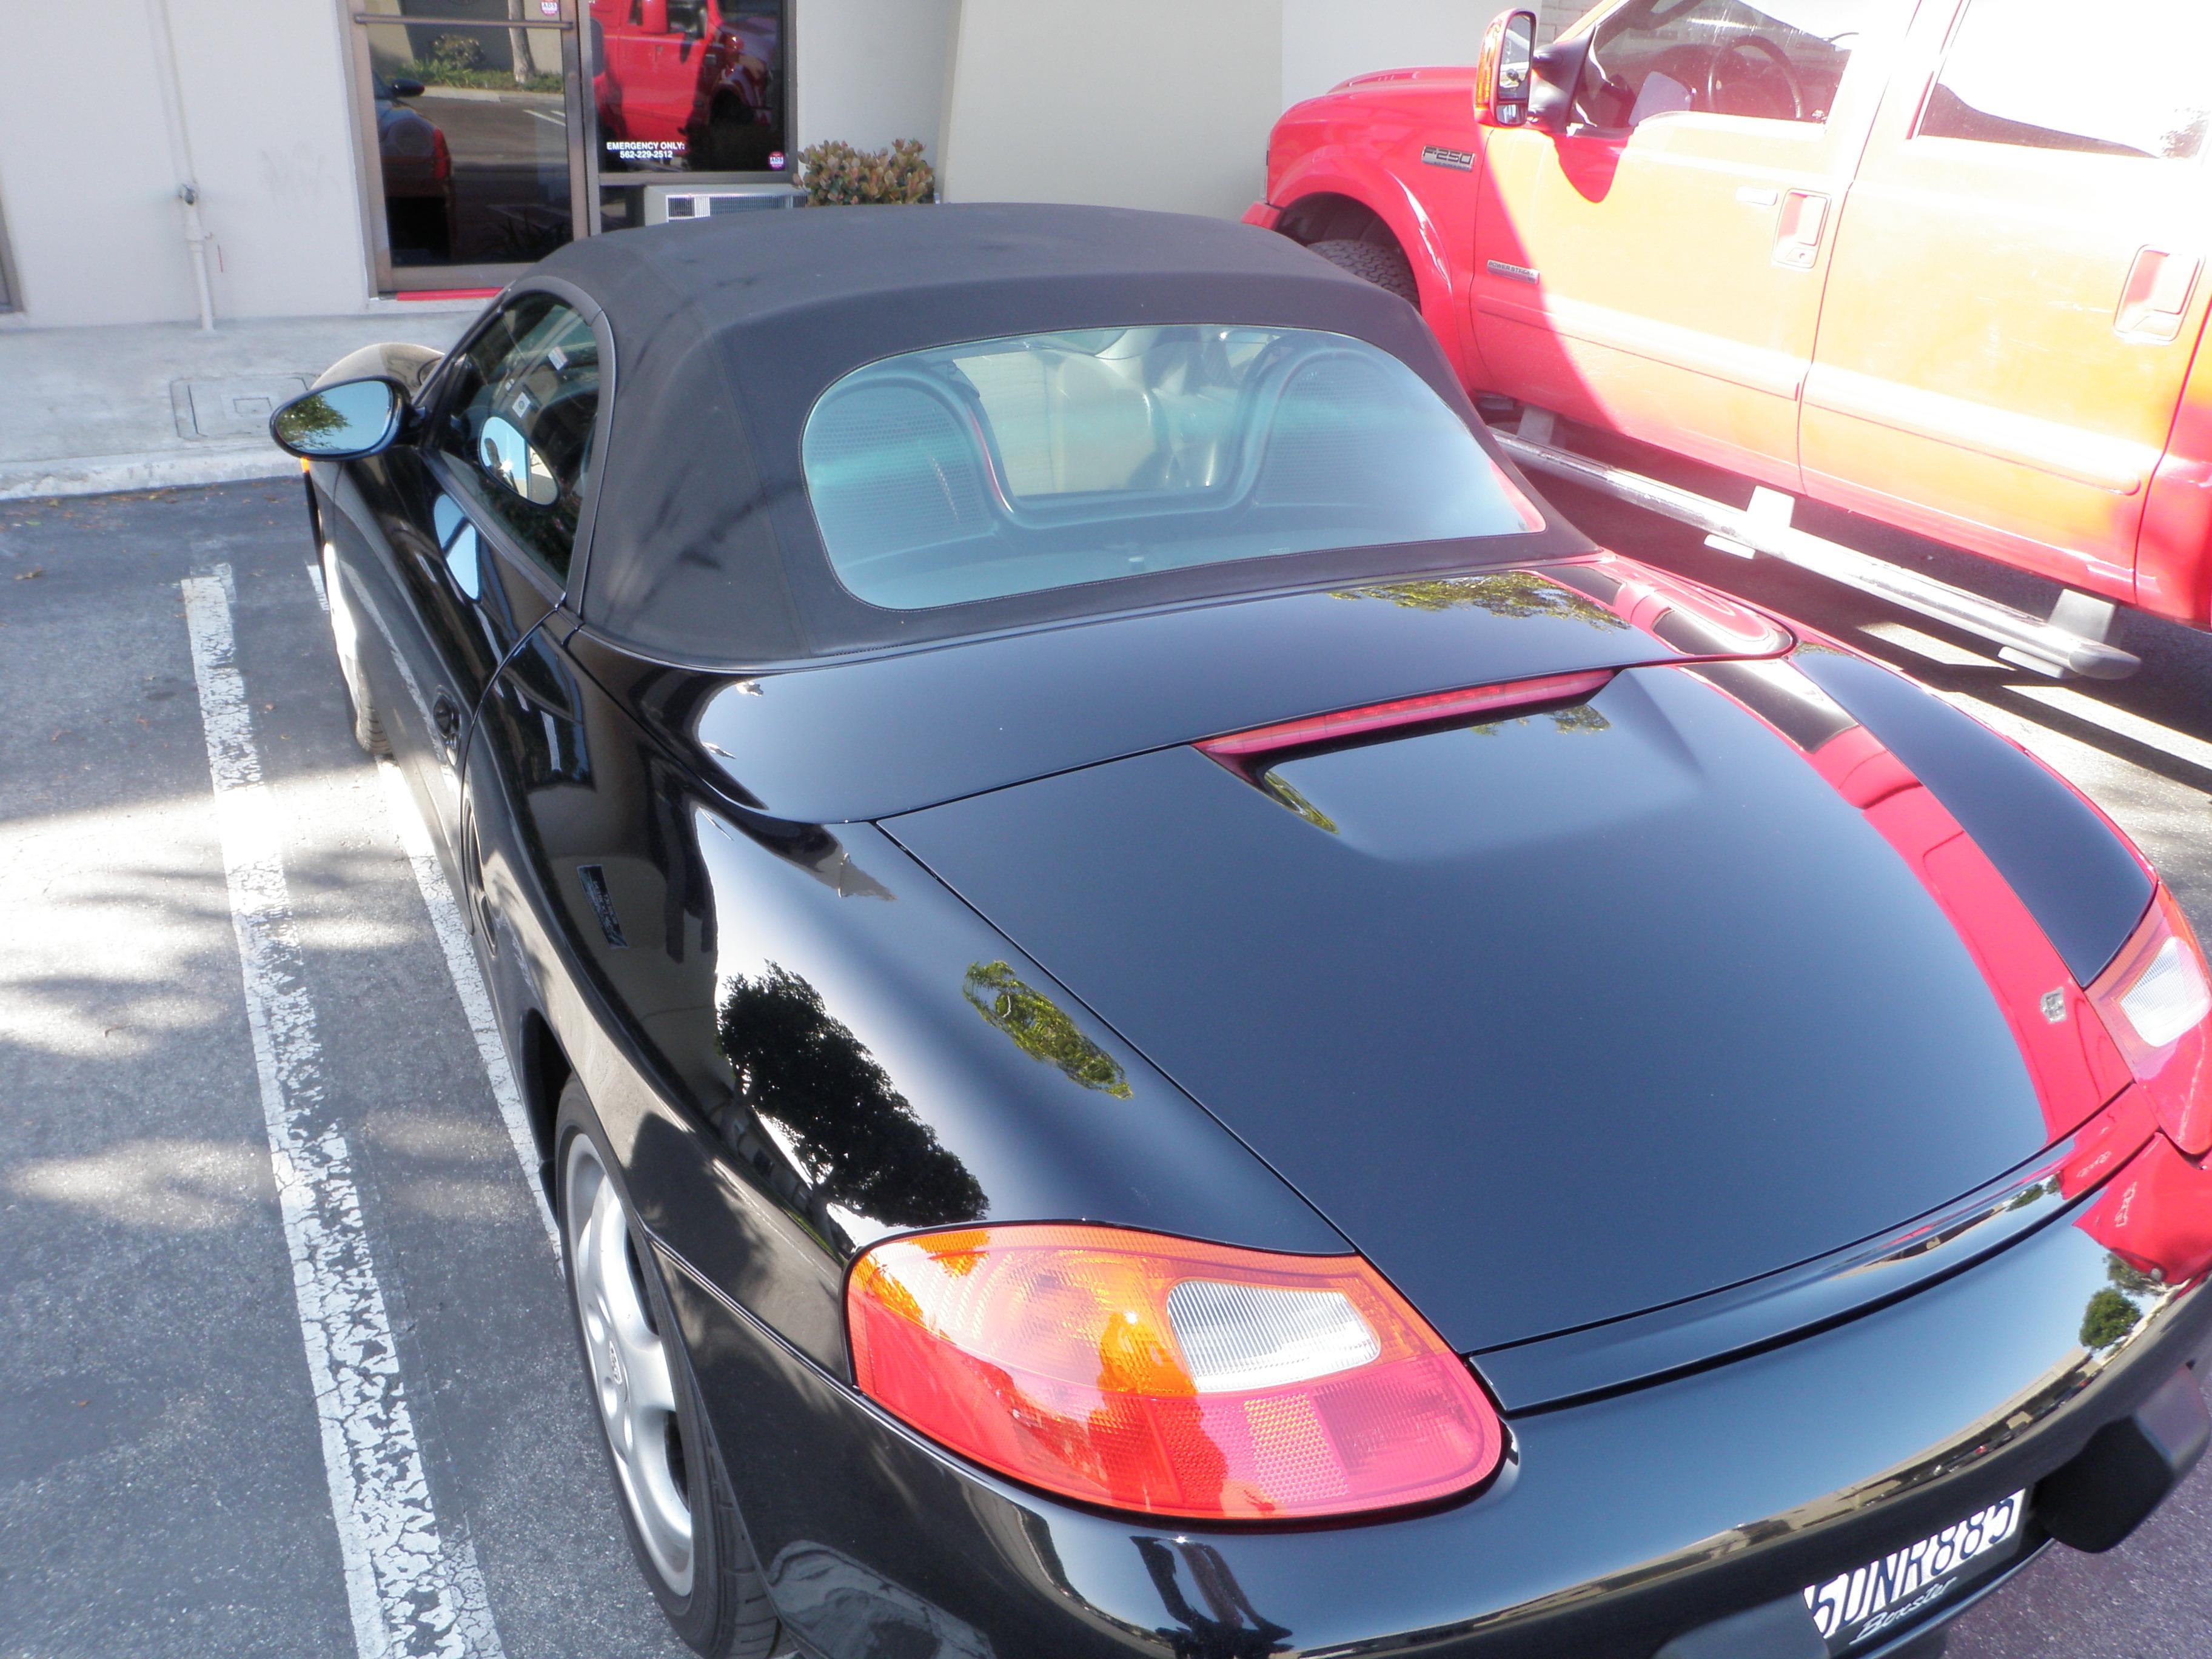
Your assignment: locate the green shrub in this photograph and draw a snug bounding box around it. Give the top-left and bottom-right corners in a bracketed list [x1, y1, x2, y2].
[427, 33, 484, 73]
[797, 139, 935, 207]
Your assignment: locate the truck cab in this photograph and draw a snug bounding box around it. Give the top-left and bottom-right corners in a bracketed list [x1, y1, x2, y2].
[1253, 0, 2212, 635]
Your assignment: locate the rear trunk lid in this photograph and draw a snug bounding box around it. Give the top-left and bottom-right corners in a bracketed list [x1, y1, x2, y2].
[886, 661, 2055, 1353]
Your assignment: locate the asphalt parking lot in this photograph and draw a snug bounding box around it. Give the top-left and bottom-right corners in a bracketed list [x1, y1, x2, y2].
[3, 472, 2211, 1659]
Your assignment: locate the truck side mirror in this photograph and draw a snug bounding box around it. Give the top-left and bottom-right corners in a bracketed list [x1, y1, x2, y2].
[1475, 10, 1537, 127]
[1527, 37, 1591, 135]
[639, 0, 670, 34]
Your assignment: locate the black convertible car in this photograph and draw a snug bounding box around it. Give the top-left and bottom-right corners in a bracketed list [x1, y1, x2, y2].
[272, 206, 2212, 1659]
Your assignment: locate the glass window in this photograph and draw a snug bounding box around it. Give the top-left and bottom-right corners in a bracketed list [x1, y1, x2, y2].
[362, 16, 574, 274]
[437, 295, 602, 582]
[801, 326, 1542, 612]
[1578, 0, 1863, 128]
[1920, 0, 2211, 160]
[589, 0, 789, 178]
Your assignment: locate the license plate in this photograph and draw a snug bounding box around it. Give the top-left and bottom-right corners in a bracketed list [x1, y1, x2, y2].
[1801, 1490, 2027, 1654]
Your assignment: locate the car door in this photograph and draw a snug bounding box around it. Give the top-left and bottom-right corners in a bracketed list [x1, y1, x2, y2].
[1472, 0, 1902, 490]
[1800, 0, 2212, 603]
[382, 290, 603, 892]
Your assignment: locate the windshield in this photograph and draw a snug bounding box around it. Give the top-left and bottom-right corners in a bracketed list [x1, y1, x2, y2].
[800, 325, 1542, 611]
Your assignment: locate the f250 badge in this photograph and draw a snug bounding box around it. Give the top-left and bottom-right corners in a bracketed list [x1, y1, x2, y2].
[1420, 146, 1475, 171]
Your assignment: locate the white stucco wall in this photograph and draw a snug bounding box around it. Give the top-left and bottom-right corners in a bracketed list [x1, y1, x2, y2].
[0, 0, 371, 326]
[937, 0, 1284, 220]
[795, 0, 957, 158]
[1280, 0, 1507, 110]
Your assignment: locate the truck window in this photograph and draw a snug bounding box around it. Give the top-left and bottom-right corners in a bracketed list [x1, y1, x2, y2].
[1919, 0, 2210, 160]
[1577, 0, 1862, 129]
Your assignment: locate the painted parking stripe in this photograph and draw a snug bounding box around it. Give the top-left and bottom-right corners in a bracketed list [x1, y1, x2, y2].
[373, 753, 559, 1249]
[1859, 620, 2005, 670]
[2008, 683, 2212, 779]
[183, 567, 506, 1659]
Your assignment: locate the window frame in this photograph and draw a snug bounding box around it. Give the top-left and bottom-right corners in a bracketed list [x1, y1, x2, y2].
[1573, 0, 1868, 133]
[1910, 0, 2212, 162]
[0, 187, 20, 313]
[421, 277, 619, 604]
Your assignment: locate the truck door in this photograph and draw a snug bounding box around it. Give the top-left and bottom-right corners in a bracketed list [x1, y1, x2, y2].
[1472, 0, 1896, 491]
[1801, 0, 2212, 603]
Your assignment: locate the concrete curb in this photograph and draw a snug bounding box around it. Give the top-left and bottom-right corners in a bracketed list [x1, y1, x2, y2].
[0, 443, 295, 501]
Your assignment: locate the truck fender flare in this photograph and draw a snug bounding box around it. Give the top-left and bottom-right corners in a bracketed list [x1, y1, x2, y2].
[1269, 152, 1467, 375]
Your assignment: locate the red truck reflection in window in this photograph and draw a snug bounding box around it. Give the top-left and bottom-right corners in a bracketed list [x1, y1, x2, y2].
[591, 0, 783, 173]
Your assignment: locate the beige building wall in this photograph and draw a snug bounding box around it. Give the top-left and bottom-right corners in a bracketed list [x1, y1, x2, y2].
[1281, 0, 1509, 110]
[796, 0, 959, 155]
[0, 0, 371, 327]
[938, 0, 1285, 220]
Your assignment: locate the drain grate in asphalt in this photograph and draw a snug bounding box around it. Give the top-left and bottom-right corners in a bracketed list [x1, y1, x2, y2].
[171, 376, 311, 441]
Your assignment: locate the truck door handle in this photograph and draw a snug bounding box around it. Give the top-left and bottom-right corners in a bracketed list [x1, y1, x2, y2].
[433, 693, 462, 767]
[2117, 247, 2200, 342]
[1772, 190, 1828, 269]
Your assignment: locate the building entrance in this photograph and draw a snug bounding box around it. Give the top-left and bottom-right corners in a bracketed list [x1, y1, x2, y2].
[345, 0, 791, 295]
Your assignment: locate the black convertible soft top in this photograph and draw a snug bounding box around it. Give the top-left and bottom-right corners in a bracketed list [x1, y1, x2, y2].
[535, 203, 1583, 665]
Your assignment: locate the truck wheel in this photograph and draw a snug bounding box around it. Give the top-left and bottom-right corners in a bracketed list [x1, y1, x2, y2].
[1309, 238, 1418, 307]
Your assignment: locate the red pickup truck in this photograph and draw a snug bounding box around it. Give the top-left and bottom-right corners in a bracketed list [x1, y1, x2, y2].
[1250, 0, 2212, 675]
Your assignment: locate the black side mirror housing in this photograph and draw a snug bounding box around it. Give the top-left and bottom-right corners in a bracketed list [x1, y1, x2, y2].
[270, 378, 409, 461]
[388, 76, 425, 99]
[1528, 38, 1590, 135]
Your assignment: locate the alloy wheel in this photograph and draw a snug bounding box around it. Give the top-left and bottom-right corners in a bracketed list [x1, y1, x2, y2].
[565, 1134, 694, 1595]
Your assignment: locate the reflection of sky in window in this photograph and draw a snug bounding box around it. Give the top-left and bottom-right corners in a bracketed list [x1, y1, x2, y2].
[1940, 0, 2211, 158]
[1740, 0, 1865, 41]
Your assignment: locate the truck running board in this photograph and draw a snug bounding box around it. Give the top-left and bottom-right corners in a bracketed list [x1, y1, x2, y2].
[1494, 427, 2140, 682]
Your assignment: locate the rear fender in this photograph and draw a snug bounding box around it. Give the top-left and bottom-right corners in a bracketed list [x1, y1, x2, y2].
[1271, 152, 1470, 384]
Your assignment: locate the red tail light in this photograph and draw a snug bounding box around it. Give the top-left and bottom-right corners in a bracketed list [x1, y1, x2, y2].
[846, 1224, 1504, 1520]
[431, 127, 452, 181]
[2088, 887, 2212, 1155]
[1197, 669, 1614, 765]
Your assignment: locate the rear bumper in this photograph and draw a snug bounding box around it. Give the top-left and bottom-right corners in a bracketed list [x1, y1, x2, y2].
[663, 1181, 2212, 1659]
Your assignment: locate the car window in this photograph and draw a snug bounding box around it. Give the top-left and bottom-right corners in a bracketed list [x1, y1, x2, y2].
[800, 325, 1542, 612]
[1578, 0, 1863, 129]
[1919, 0, 2211, 161]
[437, 294, 600, 585]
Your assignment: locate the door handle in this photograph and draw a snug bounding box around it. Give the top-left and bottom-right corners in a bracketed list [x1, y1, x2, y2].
[432, 693, 463, 768]
[1772, 190, 1828, 269]
[2118, 247, 2200, 343]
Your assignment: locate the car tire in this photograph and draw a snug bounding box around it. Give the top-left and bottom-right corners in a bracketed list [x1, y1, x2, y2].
[555, 1079, 780, 1659]
[321, 543, 390, 757]
[1309, 237, 1419, 306]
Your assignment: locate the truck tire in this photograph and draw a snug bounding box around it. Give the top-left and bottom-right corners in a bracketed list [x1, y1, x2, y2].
[1309, 238, 1418, 307]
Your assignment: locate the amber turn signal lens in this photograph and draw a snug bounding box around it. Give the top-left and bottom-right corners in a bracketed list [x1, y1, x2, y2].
[2089, 887, 2212, 1156]
[846, 1224, 1505, 1521]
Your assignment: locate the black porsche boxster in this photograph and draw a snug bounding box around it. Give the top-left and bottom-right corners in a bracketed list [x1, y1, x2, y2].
[272, 205, 2212, 1659]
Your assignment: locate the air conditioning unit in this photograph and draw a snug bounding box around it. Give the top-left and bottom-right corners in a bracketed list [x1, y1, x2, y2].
[643, 184, 807, 225]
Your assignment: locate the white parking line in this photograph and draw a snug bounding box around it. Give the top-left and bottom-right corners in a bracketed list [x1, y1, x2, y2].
[306, 558, 330, 612]
[2007, 683, 2212, 779]
[183, 568, 506, 1659]
[373, 754, 558, 1249]
[1860, 620, 2004, 669]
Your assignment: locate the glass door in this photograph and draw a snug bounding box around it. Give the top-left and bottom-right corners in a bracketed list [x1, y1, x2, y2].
[586, 0, 794, 233]
[348, 1, 591, 293]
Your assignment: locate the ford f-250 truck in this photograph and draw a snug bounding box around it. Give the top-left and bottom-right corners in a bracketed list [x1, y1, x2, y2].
[1249, 0, 2212, 676]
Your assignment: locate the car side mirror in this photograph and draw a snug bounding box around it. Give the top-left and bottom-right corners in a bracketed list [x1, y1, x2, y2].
[388, 76, 425, 99]
[270, 379, 406, 460]
[1475, 10, 1537, 127]
[1527, 36, 1590, 135]
[639, 0, 669, 33]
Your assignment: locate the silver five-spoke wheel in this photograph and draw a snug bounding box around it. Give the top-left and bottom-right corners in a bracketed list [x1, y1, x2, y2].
[565, 1133, 694, 1595]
